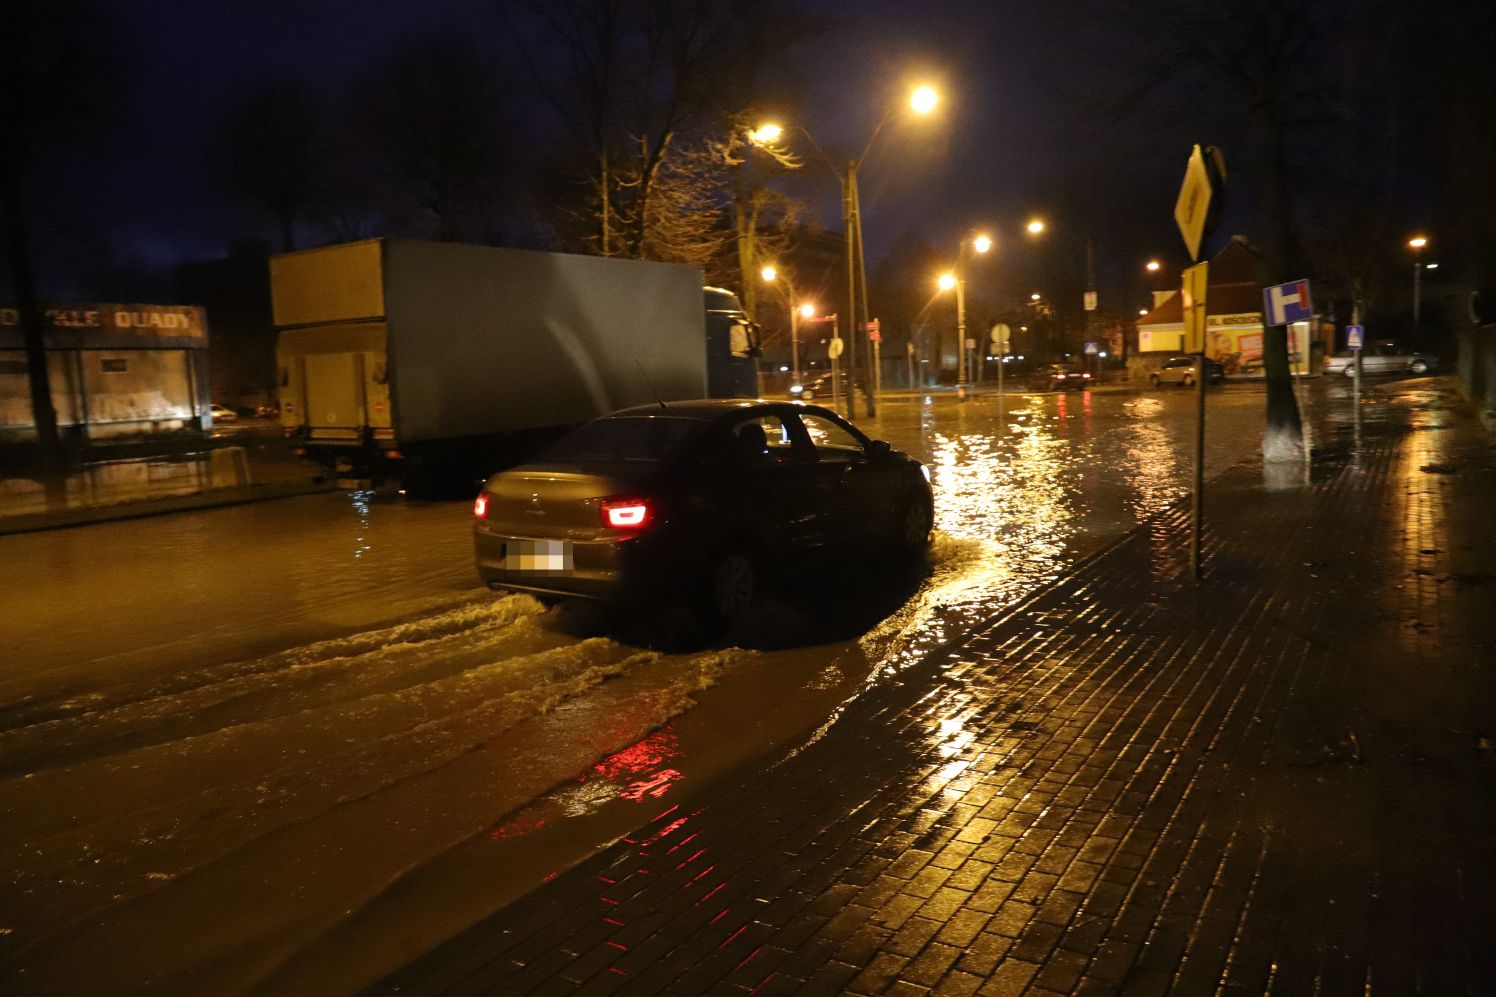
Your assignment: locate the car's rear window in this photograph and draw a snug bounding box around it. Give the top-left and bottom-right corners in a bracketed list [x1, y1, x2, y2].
[540, 417, 703, 463]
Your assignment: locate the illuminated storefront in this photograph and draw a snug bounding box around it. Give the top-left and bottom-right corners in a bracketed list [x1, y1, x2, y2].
[0, 304, 210, 442]
[1136, 238, 1318, 376]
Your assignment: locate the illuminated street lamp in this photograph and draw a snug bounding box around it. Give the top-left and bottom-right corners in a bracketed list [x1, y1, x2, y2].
[748, 122, 783, 145]
[1408, 234, 1430, 345]
[1026, 219, 1046, 235]
[761, 265, 810, 386]
[1145, 259, 1161, 273]
[935, 232, 992, 391]
[761, 83, 940, 417]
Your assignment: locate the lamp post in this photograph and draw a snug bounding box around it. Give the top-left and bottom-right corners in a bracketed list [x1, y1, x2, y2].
[936, 233, 992, 394]
[760, 264, 817, 387]
[1026, 216, 1097, 362]
[1409, 235, 1428, 348]
[755, 84, 939, 419]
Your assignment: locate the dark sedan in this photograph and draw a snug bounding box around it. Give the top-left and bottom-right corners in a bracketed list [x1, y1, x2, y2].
[473, 400, 933, 629]
[1037, 364, 1092, 391]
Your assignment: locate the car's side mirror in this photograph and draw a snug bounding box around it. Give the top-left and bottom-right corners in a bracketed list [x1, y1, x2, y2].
[867, 439, 892, 460]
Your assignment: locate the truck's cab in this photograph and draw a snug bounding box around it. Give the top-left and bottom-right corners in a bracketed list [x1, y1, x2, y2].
[703, 286, 761, 398]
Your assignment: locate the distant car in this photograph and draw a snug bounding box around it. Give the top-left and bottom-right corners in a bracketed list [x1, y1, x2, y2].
[789, 370, 857, 404]
[209, 404, 238, 422]
[1323, 340, 1436, 377]
[1150, 356, 1224, 387]
[1037, 364, 1092, 391]
[473, 400, 933, 630]
[1239, 354, 1302, 376]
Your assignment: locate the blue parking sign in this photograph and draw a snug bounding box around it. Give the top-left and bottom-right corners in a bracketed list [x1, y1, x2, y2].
[1346, 324, 1364, 350]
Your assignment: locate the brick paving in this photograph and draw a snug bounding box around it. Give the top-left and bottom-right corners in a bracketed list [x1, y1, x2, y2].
[376, 388, 1496, 996]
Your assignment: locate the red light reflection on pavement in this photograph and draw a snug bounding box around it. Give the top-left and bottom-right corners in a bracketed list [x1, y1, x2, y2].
[488, 816, 545, 841]
[591, 729, 680, 782]
[574, 728, 686, 803]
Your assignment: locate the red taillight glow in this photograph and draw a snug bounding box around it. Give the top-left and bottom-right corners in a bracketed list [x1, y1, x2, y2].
[601, 499, 651, 530]
[473, 491, 490, 518]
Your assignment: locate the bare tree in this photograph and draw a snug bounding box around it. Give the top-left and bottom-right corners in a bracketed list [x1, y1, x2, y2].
[356, 33, 516, 243]
[1047, 0, 1373, 459]
[500, 0, 808, 259]
[1, 0, 125, 467]
[208, 77, 328, 252]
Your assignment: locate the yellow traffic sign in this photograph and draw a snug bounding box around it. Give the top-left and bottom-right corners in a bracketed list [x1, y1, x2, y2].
[1182, 261, 1209, 353]
[1175, 145, 1213, 261]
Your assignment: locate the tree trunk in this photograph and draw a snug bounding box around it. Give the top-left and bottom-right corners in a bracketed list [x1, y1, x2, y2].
[599, 151, 612, 256]
[1, 163, 63, 467]
[732, 167, 763, 319]
[1250, 100, 1303, 461]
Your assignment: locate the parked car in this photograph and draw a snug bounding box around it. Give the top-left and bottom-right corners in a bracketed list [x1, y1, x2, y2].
[1323, 340, 1436, 377]
[209, 403, 238, 422]
[789, 370, 857, 404]
[473, 400, 933, 630]
[1239, 354, 1302, 376]
[1150, 356, 1224, 387]
[1037, 364, 1092, 391]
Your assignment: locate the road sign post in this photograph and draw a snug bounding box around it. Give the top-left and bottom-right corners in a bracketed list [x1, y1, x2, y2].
[1175, 144, 1226, 580]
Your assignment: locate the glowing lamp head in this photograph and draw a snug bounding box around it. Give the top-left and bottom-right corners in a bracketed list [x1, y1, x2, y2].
[749, 122, 783, 145]
[1026, 219, 1046, 235]
[1030, 293, 1041, 301]
[972, 235, 992, 254]
[937, 273, 957, 292]
[1146, 260, 1161, 272]
[760, 265, 777, 282]
[1408, 235, 1428, 249]
[799, 303, 816, 318]
[910, 85, 938, 115]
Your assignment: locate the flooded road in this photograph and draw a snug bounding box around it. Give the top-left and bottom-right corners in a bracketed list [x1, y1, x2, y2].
[0, 383, 1292, 993]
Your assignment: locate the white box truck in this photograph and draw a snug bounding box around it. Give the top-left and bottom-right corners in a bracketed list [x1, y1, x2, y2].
[273, 239, 759, 488]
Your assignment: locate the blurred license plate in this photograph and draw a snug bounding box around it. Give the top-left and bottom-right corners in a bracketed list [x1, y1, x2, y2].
[503, 540, 574, 573]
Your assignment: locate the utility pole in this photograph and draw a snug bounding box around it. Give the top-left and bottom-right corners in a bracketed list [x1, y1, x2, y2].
[842, 163, 860, 419]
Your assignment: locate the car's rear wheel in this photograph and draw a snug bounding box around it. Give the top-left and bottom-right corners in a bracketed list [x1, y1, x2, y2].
[700, 547, 756, 632]
[894, 494, 934, 556]
[1182, 373, 1195, 387]
[1149, 373, 1160, 387]
[1410, 360, 1429, 374]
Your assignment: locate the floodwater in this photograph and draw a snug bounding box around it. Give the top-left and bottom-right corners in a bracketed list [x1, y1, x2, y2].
[0, 383, 1287, 994]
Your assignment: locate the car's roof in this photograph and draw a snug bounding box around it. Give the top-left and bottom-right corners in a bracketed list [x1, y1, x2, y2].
[606, 398, 812, 421]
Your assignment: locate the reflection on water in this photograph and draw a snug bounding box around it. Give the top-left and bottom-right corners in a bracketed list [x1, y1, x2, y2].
[1116, 399, 1185, 519]
[348, 489, 374, 559]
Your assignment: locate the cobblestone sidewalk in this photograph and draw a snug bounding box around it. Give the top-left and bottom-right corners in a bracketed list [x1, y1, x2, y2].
[378, 388, 1496, 996]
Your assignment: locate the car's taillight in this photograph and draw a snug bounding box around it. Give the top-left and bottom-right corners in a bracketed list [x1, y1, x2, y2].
[473, 491, 490, 519]
[601, 498, 651, 530]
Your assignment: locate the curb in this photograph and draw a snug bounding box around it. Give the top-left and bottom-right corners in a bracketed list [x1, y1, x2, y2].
[0, 479, 339, 537]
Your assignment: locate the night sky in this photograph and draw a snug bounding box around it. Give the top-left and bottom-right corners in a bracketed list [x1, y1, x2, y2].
[22, 0, 1447, 318]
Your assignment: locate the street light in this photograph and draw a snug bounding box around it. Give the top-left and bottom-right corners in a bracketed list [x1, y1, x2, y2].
[1145, 259, 1161, 273]
[761, 266, 809, 386]
[1026, 216, 1099, 362]
[1408, 235, 1429, 346]
[761, 83, 940, 418]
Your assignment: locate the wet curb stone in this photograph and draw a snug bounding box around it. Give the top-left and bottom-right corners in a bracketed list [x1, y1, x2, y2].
[0, 479, 338, 536]
[375, 393, 1496, 996]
